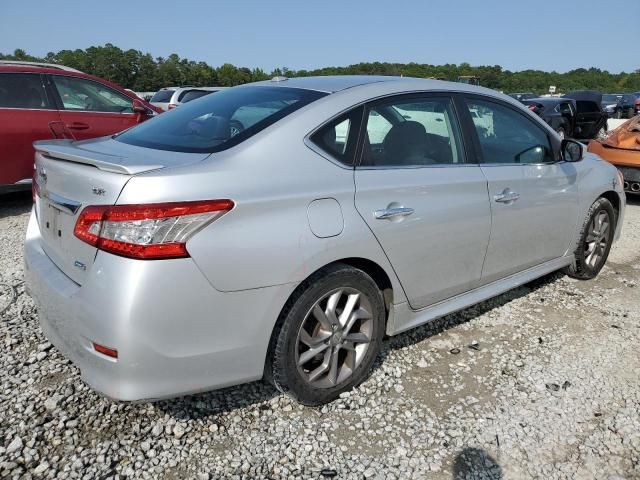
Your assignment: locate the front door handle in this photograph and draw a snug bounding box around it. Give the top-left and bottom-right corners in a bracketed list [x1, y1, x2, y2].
[494, 188, 520, 204]
[67, 122, 90, 131]
[374, 206, 415, 220]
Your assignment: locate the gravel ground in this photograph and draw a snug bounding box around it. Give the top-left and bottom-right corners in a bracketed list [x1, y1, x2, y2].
[1, 191, 639, 480]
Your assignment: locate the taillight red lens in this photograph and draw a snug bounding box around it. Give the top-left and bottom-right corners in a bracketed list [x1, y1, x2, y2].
[74, 200, 234, 260]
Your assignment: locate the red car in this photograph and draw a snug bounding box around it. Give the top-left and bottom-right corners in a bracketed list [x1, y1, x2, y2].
[0, 61, 161, 192]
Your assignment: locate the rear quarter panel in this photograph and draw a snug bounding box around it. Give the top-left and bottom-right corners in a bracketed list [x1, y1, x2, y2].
[116, 109, 406, 301]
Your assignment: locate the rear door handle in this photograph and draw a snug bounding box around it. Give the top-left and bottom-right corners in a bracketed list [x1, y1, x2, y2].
[67, 122, 90, 131]
[494, 189, 520, 204]
[374, 206, 415, 220]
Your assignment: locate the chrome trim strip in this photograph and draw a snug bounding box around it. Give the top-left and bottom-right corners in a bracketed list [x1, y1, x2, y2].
[15, 178, 33, 184]
[0, 107, 59, 112]
[40, 191, 81, 215]
[0, 107, 137, 115]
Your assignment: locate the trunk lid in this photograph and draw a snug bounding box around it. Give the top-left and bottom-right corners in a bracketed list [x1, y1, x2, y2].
[33, 138, 210, 284]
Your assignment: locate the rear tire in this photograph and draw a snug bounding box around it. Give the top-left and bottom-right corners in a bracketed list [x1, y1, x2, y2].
[565, 198, 615, 280]
[267, 264, 385, 405]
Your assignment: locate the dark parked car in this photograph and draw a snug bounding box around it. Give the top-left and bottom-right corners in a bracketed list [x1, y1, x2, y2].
[522, 97, 576, 139]
[601, 93, 636, 119]
[563, 91, 609, 140]
[508, 92, 537, 102]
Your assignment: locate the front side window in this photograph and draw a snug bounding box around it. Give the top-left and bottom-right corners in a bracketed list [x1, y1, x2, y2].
[116, 86, 327, 153]
[52, 75, 133, 113]
[559, 102, 574, 115]
[0, 73, 50, 109]
[362, 96, 464, 167]
[466, 98, 554, 164]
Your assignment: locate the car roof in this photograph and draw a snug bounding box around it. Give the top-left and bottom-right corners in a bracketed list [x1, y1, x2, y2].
[0, 64, 81, 75]
[0, 60, 82, 72]
[249, 75, 501, 96]
[173, 86, 228, 93]
[250, 75, 403, 93]
[524, 97, 566, 104]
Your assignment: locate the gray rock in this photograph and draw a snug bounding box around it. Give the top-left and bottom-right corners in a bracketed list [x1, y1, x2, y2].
[6, 437, 22, 454]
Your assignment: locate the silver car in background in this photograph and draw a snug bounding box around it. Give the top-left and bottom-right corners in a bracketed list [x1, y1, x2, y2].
[25, 76, 625, 405]
[149, 86, 228, 111]
[165, 86, 228, 110]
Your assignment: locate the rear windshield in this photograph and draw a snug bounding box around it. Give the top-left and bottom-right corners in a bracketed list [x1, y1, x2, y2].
[116, 86, 327, 153]
[179, 89, 214, 103]
[602, 94, 620, 103]
[150, 89, 175, 102]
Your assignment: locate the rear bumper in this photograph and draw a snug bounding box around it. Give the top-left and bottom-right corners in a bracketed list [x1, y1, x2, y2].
[24, 210, 297, 401]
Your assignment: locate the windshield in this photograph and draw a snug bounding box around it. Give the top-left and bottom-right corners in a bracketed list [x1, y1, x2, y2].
[602, 94, 620, 103]
[116, 86, 327, 153]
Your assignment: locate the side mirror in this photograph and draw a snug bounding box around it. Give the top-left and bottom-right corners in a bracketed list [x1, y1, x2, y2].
[562, 139, 583, 162]
[132, 99, 149, 115]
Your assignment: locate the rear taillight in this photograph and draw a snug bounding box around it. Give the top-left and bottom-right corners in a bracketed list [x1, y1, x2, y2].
[74, 200, 234, 260]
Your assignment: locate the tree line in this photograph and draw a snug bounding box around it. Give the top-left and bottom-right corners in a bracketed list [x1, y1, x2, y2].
[2, 44, 639, 94]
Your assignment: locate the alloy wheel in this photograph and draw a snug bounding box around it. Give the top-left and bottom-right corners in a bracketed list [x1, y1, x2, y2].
[584, 210, 610, 268]
[295, 288, 373, 388]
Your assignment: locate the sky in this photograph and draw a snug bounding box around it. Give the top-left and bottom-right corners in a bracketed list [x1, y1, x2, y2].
[1, 0, 638, 73]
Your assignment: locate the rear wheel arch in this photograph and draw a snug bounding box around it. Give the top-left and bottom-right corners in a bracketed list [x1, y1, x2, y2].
[263, 257, 394, 378]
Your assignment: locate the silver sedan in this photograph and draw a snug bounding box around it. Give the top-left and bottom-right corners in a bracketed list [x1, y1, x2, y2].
[25, 76, 625, 405]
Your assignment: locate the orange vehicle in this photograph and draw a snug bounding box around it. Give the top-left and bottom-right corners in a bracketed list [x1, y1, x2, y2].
[588, 116, 640, 194]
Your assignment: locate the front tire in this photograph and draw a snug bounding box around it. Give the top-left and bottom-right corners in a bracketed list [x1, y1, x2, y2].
[267, 264, 385, 405]
[566, 198, 616, 280]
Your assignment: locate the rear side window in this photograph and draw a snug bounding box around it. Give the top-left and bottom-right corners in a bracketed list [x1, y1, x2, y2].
[179, 90, 214, 103]
[0, 73, 50, 109]
[150, 90, 175, 102]
[116, 86, 327, 153]
[466, 98, 554, 164]
[310, 107, 363, 165]
[361, 96, 465, 167]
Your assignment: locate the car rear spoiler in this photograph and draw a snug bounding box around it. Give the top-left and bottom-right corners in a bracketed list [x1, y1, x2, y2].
[33, 139, 163, 175]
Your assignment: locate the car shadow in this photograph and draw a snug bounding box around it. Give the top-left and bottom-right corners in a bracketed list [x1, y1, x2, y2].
[452, 447, 503, 479]
[0, 191, 32, 220]
[157, 270, 563, 421]
[626, 194, 640, 206]
[373, 270, 564, 374]
[157, 379, 280, 421]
